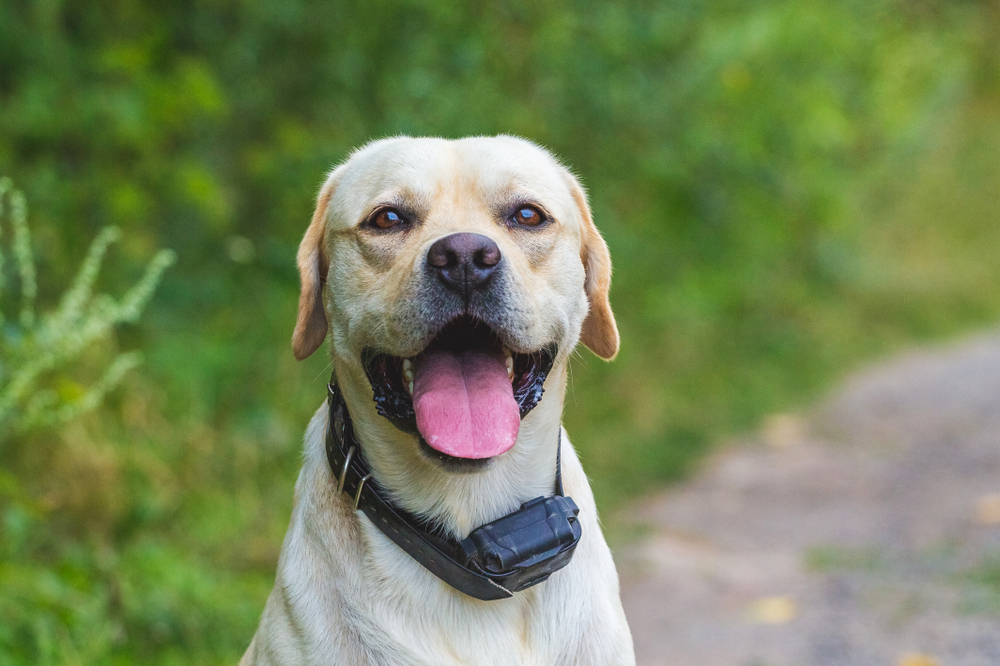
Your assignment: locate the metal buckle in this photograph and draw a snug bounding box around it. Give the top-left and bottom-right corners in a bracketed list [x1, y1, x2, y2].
[337, 445, 356, 495]
[353, 474, 372, 510]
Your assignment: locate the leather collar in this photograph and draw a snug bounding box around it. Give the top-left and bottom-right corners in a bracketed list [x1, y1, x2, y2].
[324, 380, 582, 601]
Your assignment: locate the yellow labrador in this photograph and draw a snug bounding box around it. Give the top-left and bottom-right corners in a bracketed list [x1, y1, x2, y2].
[241, 136, 635, 665]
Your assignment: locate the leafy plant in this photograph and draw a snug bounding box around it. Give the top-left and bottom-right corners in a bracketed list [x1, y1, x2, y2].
[0, 177, 175, 438]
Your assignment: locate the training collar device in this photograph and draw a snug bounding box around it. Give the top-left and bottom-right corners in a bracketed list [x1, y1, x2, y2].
[324, 380, 582, 601]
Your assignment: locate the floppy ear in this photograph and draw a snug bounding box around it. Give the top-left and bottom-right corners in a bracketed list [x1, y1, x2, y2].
[566, 174, 620, 360]
[291, 176, 336, 360]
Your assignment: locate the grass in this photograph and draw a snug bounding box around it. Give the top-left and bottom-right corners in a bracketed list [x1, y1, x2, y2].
[959, 556, 1000, 616]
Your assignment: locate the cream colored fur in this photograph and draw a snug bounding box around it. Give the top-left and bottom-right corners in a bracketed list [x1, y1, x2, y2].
[241, 136, 635, 665]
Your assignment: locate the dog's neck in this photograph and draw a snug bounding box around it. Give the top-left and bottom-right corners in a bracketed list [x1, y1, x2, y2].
[335, 359, 568, 538]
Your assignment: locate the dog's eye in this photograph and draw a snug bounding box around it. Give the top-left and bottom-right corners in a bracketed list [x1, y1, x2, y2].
[511, 206, 547, 227]
[369, 208, 407, 231]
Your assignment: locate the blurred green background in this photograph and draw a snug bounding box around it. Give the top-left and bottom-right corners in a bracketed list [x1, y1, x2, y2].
[2, 0, 999, 663]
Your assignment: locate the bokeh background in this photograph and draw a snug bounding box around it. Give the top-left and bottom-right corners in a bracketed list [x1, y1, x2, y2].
[2, 0, 999, 663]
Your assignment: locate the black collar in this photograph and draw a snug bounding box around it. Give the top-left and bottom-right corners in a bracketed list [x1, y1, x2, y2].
[324, 380, 582, 601]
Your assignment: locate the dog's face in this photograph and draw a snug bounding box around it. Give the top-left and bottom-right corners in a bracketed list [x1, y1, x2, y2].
[292, 136, 617, 466]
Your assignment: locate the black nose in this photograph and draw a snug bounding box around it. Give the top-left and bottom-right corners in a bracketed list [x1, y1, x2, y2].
[426, 233, 502, 296]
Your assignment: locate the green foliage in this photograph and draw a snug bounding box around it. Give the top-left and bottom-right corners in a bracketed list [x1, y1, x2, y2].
[0, 180, 175, 664]
[0, 179, 175, 437]
[0, 0, 999, 663]
[961, 555, 1000, 614]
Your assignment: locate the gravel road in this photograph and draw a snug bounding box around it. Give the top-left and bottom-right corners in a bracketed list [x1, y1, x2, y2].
[617, 332, 1000, 666]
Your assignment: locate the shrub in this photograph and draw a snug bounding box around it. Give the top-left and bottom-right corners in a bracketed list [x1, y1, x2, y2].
[0, 177, 175, 438]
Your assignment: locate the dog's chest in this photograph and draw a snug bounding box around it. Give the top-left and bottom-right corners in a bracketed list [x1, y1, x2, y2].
[346, 521, 556, 666]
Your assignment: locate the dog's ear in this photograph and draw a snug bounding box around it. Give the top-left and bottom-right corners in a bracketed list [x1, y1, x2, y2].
[291, 175, 336, 360]
[565, 172, 620, 360]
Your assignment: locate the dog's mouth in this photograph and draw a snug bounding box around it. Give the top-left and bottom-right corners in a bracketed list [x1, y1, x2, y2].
[363, 316, 556, 462]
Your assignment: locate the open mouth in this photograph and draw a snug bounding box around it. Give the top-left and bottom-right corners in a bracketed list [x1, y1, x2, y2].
[363, 316, 556, 462]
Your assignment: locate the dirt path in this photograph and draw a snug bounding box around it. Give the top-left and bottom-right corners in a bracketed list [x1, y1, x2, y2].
[617, 332, 1000, 666]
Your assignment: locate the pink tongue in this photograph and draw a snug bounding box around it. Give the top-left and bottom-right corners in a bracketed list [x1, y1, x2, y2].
[412, 348, 521, 459]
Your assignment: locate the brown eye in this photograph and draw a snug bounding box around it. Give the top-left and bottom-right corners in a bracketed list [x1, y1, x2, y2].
[370, 208, 406, 231]
[512, 205, 547, 227]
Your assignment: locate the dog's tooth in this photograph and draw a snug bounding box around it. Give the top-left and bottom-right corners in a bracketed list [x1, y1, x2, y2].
[402, 358, 414, 384]
[403, 368, 414, 383]
[408, 381, 414, 396]
[506, 355, 514, 382]
[403, 358, 412, 371]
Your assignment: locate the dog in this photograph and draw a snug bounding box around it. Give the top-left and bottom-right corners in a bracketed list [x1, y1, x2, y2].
[241, 136, 635, 665]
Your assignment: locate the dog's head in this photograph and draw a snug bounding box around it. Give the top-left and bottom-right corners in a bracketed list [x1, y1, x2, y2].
[292, 136, 617, 469]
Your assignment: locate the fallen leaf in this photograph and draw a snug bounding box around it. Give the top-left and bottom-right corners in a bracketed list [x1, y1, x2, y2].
[748, 596, 797, 624]
[896, 653, 939, 666]
[975, 493, 1000, 525]
[761, 414, 805, 448]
